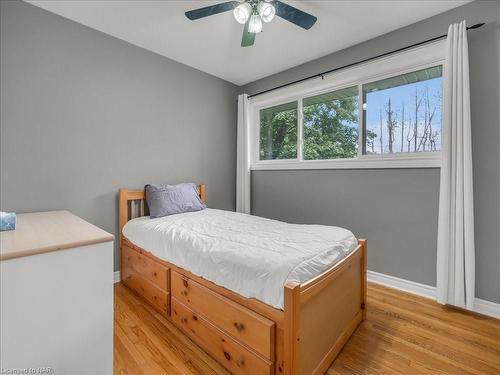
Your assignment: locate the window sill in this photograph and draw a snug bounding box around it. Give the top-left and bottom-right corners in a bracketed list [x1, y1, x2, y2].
[250, 153, 441, 170]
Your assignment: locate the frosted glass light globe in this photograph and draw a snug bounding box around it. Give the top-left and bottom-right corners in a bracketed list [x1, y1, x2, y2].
[248, 13, 263, 33]
[258, 1, 275, 23]
[233, 2, 252, 24]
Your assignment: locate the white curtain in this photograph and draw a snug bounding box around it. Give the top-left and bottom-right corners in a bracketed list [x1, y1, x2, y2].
[236, 94, 251, 214]
[437, 21, 475, 309]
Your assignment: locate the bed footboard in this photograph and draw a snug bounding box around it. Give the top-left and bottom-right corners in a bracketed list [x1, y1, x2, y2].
[284, 239, 367, 375]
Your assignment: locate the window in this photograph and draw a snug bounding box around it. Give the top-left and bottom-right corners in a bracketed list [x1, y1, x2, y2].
[260, 101, 297, 160]
[363, 66, 442, 155]
[303, 86, 358, 160]
[250, 40, 444, 169]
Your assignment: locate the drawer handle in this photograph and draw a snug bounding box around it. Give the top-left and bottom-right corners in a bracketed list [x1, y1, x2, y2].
[183, 279, 189, 288]
[233, 322, 245, 332]
[181, 289, 188, 296]
[236, 358, 245, 367]
[153, 272, 157, 277]
[223, 351, 231, 361]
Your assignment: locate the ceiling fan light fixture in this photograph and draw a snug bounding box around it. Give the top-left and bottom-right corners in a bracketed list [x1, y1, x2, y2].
[258, 1, 275, 23]
[233, 2, 252, 24]
[248, 13, 263, 33]
[185, 0, 318, 47]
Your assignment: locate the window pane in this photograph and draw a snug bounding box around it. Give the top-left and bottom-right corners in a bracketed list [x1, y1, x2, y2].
[363, 66, 442, 154]
[260, 101, 298, 160]
[303, 86, 359, 160]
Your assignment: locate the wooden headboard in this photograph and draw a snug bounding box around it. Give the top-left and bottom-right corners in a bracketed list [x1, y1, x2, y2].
[118, 184, 206, 243]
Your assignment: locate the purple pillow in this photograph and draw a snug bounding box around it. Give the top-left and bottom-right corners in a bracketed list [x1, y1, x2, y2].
[145, 183, 206, 218]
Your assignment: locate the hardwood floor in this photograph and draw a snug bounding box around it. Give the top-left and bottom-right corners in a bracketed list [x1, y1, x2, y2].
[114, 282, 500, 375]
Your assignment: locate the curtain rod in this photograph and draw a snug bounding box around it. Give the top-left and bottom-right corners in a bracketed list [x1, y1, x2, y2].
[248, 22, 485, 99]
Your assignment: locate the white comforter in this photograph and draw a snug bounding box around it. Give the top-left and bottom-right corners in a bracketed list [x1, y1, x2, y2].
[123, 209, 357, 309]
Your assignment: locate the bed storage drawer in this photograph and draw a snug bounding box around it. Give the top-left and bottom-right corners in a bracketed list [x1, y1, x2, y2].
[171, 298, 273, 375]
[122, 266, 169, 314]
[171, 271, 275, 359]
[122, 244, 168, 292]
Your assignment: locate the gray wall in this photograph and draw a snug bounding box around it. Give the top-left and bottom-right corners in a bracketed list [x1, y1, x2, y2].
[1, 1, 498, 303]
[244, 0, 500, 303]
[0, 0, 238, 271]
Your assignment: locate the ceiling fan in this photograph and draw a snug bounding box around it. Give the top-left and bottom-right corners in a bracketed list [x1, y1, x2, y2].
[185, 0, 317, 47]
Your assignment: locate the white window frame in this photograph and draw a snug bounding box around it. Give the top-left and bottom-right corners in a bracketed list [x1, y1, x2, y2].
[249, 40, 445, 170]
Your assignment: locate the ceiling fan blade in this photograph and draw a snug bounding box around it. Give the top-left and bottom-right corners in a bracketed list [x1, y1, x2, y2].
[185, 1, 240, 20]
[241, 20, 255, 47]
[274, 1, 317, 30]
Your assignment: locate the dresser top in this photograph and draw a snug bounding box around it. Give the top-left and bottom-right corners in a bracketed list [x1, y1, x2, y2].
[0, 211, 114, 261]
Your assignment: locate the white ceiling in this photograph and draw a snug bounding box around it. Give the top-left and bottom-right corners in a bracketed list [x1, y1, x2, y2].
[26, 0, 470, 85]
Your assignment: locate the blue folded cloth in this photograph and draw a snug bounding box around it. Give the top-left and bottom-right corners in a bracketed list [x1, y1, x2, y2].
[0, 212, 16, 231]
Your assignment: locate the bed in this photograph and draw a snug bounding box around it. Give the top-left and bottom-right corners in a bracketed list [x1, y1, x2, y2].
[119, 185, 367, 375]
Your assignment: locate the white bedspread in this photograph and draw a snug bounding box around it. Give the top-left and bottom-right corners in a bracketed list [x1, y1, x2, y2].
[123, 209, 357, 309]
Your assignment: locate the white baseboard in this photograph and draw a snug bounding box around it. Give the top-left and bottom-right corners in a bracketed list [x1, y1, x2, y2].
[114, 271, 120, 284]
[473, 298, 500, 319]
[367, 270, 500, 319]
[367, 270, 436, 300]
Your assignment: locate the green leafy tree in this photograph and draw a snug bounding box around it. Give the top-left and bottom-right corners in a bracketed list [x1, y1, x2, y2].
[260, 106, 297, 160]
[365, 129, 378, 154]
[303, 96, 358, 160]
[260, 95, 358, 160]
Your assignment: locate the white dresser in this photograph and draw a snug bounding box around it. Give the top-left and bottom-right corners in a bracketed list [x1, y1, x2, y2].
[0, 211, 114, 375]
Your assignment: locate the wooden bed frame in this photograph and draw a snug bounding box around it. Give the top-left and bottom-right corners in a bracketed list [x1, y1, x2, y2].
[119, 185, 367, 375]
